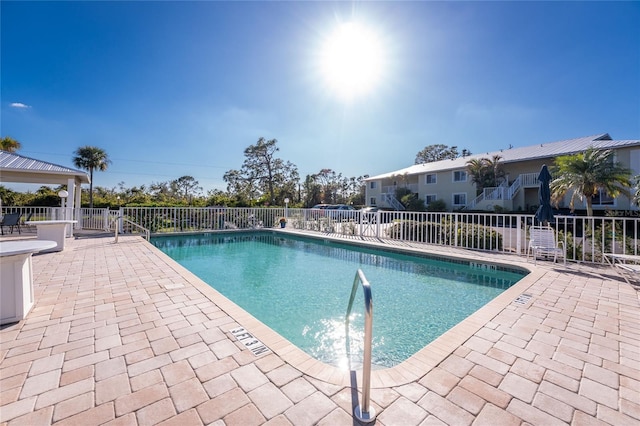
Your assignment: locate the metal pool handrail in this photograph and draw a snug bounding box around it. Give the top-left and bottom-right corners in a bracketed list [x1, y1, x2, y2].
[111, 216, 151, 242]
[345, 269, 376, 423]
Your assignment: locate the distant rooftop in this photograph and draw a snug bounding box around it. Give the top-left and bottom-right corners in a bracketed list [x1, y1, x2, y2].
[367, 133, 640, 180]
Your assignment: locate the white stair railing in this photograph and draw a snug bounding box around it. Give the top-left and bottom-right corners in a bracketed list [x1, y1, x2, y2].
[465, 192, 485, 210]
[507, 175, 523, 199]
[382, 193, 405, 211]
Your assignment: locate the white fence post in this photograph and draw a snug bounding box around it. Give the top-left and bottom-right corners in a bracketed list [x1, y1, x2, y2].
[516, 214, 523, 254]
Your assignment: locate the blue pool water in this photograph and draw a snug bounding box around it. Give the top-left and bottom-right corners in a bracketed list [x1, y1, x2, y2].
[152, 232, 526, 368]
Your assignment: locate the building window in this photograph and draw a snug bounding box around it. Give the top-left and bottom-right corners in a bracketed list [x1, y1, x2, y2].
[453, 171, 467, 182]
[592, 190, 614, 206]
[369, 181, 377, 189]
[425, 194, 437, 205]
[452, 193, 467, 206]
[425, 174, 437, 184]
[370, 197, 377, 205]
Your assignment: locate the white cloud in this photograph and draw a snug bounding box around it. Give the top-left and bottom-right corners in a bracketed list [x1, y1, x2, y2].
[10, 102, 31, 109]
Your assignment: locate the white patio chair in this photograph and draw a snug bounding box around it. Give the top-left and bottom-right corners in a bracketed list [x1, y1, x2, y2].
[604, 253, 640, 285]
[527, 225, 566, 265]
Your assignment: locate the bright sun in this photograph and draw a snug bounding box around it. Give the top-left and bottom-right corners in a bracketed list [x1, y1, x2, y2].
[320, 22, 384, 100]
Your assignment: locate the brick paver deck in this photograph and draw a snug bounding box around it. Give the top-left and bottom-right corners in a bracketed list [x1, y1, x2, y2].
[1, 233, 638, 425]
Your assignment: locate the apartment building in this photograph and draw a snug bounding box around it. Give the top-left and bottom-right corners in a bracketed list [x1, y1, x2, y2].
[364, 134, 640, 213]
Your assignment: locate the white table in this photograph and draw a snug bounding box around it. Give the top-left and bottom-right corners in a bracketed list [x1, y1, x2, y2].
[0, 240, 56, 325]
[26, 220, 77, 252]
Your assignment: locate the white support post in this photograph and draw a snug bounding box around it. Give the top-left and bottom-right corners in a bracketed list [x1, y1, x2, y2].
[103, 210, 110, 231]
[73, 179, 82, 231]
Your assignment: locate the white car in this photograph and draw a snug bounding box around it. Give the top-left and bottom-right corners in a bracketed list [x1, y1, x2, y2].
[326, 204, 356, 219]
[359, 206, 380, 223]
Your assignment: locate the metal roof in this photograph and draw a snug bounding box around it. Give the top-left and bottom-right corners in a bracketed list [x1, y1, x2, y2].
[0, 150, 90, 184]
[367, 134, 640, 180]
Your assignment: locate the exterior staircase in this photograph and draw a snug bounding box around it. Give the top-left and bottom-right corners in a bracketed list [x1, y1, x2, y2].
[382, 193, 406, 211]
[465, 173, 539, 211]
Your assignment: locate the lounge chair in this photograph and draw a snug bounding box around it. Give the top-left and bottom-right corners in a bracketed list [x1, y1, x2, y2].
[527, 225, 566, 265]
[0, 212, 22, 235]
[604, 253, 640, 284]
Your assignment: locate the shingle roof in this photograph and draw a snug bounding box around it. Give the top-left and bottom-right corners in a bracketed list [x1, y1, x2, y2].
[0, 150, 90, 183]
[366, 133, 640, 180]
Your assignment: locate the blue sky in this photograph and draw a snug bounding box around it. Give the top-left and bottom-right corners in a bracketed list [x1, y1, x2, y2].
[2, 1, 639, 194]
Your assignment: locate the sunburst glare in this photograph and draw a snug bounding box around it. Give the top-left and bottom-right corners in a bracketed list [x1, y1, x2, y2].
[319, 21, 385, 100]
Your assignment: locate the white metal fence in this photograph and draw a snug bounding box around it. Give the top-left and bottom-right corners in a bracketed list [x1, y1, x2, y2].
[3, 206, 638, 265]
[1, 206, 119, 231]
[121, 206, 284, 233]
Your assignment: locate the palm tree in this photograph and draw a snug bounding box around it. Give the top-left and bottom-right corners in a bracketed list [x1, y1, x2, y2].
[465, 158, 487, 195]
[465, 155, 504, 195]
[1, 136, 22, 152]
[550, 147, 632, 217]
[486, 155, 505, 187]
[633, 175, 640, 207]
[72, 146, 111, 208]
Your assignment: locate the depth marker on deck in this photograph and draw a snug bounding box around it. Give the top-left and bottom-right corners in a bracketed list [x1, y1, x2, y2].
[513, 293, 533, 305]
[230, 327, 271, 356]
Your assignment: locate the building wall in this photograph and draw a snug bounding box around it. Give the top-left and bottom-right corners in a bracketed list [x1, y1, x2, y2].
[608, 147, 640, 211]
[417, 169, 476, 210]
[366, 180, 382, 206]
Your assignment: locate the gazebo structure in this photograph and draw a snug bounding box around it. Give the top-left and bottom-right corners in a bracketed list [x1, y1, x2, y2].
[0, 150, 90, 218]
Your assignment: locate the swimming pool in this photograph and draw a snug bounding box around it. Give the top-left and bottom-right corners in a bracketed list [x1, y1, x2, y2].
[152, 232, 527, 368]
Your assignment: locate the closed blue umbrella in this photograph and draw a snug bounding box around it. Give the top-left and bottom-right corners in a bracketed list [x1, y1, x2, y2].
[535, 164, 554, 225]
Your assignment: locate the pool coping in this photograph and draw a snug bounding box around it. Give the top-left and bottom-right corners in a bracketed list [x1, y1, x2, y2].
[148, 229, 543, 388]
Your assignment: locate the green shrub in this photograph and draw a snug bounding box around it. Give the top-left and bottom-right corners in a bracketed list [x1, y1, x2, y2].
[426, 199, 447, 212]
[401, 194, 426, 211]
[132, 211, 165, 232]
[585, 221, 640, 262]
[385, 219, 503, 251]
[557, 230, 582, 261]
[450, 222, 503, 251]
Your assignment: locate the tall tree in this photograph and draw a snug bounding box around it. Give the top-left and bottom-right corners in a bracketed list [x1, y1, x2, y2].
[0, 136, 22, 152]
[273, 161, 299, 205]
[223, 169, 257, 206]
[314, 169, 342, 203]
[242, 138, 279, 204]
[224, 138, 298, 206]
[550, 147, 632, 216]
[415, 144, 467, 164]
[303, 174, 322, 207]
[72, 146, 111, 208]
[351, 175, 368, 206]
[149, 181, 172, 203]
[171, 176, 202, 205]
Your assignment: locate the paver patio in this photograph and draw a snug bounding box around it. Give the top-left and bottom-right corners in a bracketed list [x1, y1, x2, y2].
[0, 233, 638, 425]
